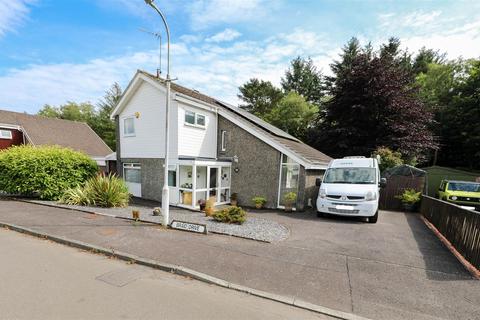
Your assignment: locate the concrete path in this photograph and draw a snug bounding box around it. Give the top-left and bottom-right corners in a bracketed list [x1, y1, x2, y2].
[0, 227, 330, 320]
[0, 199, 479, 320]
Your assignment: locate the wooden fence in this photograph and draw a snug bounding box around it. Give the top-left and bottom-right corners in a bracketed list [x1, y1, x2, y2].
[421, 196, 480, 269]
[380, 175, 425, 210]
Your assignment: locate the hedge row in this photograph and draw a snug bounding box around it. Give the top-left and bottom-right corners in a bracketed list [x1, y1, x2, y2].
[0, 145, 98, 200]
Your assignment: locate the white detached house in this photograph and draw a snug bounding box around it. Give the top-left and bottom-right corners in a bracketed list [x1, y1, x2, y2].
[111, 70, 331, 210]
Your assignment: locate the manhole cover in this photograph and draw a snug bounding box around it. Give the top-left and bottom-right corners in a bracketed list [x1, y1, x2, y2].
[96, 267, 145, 287]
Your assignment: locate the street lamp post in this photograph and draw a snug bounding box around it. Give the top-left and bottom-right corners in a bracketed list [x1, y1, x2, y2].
[144, 0, 171, 227]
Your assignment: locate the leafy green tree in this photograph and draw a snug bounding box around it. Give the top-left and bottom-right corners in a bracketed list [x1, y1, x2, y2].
[439, 59, 480, 168]
[412, 47, 446, 75]
[93, 83, 122, 150]
[281, 57, 324, 106]
[416, 62, 458, 111]
[38, 102, 96, 124]
[265, 92, 318, 140]
[37, 83, 122, 151]
[238, 78, 283, 117]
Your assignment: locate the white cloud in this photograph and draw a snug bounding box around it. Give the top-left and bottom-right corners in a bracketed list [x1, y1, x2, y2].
[206, 28, 241, 43]
[0, 28, 334, 112]
[0, 0, 35, 37]
[380, 10, 442, 28]
[376, 10, 480, 59]
[186, 0, 266, 30]
[0, 52, 157, 113]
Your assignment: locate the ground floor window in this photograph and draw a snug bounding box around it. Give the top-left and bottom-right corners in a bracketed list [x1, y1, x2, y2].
[123, 163, 141, 197]
[278, 155, 300, 207]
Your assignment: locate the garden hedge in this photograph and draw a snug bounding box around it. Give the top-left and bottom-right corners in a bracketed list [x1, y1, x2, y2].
[0, 145, 98, 200]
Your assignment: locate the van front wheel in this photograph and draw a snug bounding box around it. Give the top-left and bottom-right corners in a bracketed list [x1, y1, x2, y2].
[368, 211, 378, 224]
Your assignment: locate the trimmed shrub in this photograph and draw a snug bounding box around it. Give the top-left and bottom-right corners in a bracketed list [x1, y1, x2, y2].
[0, 145, 98, 200]
[213, 206, 247, 224]
[372, 147, 403, 172]
[61, 173, 130, 208]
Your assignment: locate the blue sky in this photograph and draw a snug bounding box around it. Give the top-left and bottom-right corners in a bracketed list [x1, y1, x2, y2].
[1, 0, 480, 113]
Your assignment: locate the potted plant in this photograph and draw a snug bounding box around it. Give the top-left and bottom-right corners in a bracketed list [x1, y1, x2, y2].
[198, 199, 206, 212]
[283, 192, 297, 212]
[205, 197, 215, 216]
[251, 196, 267, 209]
[230, 193, 238, 207]
[395, 188, 421, 212]
[152, 207, 161, 216]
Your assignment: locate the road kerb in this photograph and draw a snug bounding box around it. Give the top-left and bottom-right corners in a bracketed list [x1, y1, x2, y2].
[0, 221, 371, 320]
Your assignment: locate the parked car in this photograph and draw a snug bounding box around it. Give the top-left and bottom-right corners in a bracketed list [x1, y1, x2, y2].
[316, 156, 386, 223]
[437, 180, 480, 210]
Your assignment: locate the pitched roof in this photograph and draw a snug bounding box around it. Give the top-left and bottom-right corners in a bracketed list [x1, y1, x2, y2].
[138, 70, 332, 165]
[0, 109, 112, 158]
[137, 70, 331, 167]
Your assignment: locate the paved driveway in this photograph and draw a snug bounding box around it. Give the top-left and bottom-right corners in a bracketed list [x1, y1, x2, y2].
[0, 199, 478, 320]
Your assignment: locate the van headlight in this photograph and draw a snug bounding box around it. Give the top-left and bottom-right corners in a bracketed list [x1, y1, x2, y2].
[451, 196, 457, 200]
[365, 191, 376, 201]
[320, 189, 326, 199]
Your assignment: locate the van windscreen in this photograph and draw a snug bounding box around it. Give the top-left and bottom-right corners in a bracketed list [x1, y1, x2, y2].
[323, 168, 376, 184]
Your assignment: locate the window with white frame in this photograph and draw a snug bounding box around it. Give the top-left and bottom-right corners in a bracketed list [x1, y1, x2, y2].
[185, 111, 195, 125]
[221, 130, 227, 151]
[184, 110, 206, 128]
[123, 163, 141, 183]
[123, 117, 135, 136]
[0, 130, 12, 139]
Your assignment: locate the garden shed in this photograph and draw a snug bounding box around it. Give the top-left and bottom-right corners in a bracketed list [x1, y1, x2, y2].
[380, 165, 426, 211]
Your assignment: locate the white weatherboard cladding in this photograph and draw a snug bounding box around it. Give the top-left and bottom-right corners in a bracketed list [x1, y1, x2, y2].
[119, 81, 178, 159]
[177, 103, 217, 158]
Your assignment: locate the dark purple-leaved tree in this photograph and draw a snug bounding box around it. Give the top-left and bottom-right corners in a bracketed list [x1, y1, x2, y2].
[308, 38, 437, 162]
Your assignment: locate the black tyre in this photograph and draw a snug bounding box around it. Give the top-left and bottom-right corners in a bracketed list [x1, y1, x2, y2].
[368, 211, 378, 224]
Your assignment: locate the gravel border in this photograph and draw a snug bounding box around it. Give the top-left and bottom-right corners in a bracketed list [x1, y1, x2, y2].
[26, 200, 290, 243]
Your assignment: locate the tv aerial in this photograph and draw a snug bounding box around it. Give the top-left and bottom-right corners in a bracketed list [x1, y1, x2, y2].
[139, 28, 162, 77]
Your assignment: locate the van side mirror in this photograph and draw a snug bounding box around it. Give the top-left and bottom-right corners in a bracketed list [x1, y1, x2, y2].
[315, 178, 322, 187]
[379, 178, 387, 188]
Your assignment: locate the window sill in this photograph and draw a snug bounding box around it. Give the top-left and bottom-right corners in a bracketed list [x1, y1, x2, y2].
[184, 122, 206, 130]
[123, 134, 136, 137]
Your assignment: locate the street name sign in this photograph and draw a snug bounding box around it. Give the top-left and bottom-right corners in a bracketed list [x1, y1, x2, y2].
[170, 220, 207, 234]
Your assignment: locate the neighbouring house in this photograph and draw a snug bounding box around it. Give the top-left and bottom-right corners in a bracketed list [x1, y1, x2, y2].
[0, 109, 113, 171]
[111, 70, 331, 210]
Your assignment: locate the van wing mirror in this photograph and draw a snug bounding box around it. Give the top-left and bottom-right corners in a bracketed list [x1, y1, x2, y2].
[379, 177, 387, 188]
[315, 178, 322, 187]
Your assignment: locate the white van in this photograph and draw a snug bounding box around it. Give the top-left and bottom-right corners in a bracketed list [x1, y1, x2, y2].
[316, 156, 386, 223]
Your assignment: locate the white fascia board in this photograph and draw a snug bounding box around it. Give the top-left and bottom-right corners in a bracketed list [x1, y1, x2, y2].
[92, 157, 107, 166]
[174, 94, 218, 113]
[306, 164, 328, 170]
[0, 123, 21, 130]
[218, 109, 313, 168]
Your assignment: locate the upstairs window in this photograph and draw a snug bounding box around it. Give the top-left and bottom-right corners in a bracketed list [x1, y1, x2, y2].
[123, 117, 135, 136]
[0, 130, 12, 139]
[196, 114, 205, 127]
[184, 110, 206, 128]
[221, 130, 227, 151]
[185, 111, 196, 125]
